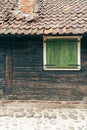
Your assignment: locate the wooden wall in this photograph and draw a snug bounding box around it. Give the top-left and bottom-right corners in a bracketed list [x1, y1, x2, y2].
[0, 43, 6, 94]
[0, 36, 87, 101]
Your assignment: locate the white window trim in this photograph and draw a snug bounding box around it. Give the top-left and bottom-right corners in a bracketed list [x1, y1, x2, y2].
[43, 36, 81, 70]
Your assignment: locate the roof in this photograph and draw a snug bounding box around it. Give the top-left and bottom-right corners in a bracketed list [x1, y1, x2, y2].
[0, 0, 87, 35]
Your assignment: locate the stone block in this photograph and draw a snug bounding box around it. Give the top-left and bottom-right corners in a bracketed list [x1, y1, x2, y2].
[26, 108, 34, 118]
[48, 113, 57, 119]
[15, 112, 26, 118]
[33, 112, 42, 118]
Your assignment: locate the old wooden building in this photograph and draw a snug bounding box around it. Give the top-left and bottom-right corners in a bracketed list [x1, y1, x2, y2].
[0, 0, 87, 101]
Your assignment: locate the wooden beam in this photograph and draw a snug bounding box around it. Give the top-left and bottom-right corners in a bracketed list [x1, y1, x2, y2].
[5, 46, 13, 92]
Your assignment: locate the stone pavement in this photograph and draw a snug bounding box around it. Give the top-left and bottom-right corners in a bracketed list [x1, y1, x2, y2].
[0, 100, 87, 130]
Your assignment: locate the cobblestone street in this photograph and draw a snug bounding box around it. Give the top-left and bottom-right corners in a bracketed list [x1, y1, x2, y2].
[0, 101, 87, 130]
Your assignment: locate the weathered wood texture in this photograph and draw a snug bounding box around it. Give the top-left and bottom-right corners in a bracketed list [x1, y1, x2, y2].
[0, 43, 6, 93]
[0, 36, 87, 100]
[6, 46, 13, 91]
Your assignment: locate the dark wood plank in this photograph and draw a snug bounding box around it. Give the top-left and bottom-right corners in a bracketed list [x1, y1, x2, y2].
[5, 47, 13, 91]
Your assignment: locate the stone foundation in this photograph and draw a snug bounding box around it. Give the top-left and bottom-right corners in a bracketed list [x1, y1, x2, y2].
[0, 100, 87, 130]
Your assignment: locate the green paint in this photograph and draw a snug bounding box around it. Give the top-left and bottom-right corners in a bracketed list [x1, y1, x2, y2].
[46, 39, 78, 69]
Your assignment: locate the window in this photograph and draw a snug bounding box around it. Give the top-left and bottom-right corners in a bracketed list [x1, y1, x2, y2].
[43, 36, 81, 70]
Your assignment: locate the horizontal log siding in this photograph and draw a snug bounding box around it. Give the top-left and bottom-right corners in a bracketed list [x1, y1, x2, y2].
[0, 36, 87, 101]
[0, 43, 6, 91]
[7, 37, 87, 101]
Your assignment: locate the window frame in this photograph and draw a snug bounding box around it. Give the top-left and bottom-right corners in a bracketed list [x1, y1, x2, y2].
[43, 36, 81, 70]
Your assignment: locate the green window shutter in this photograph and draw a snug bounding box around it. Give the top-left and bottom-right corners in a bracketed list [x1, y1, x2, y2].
[46, 39, 78, 69]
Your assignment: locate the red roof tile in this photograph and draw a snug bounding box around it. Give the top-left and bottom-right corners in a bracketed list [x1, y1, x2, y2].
[0, 0, 87, 35]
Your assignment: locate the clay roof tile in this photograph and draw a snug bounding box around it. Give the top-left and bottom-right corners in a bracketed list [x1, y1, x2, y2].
[0, 0, 87, 35]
